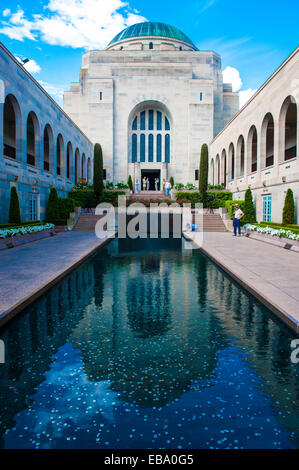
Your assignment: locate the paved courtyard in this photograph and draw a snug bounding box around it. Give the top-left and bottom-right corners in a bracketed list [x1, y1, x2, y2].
[0, 231, 114, 326]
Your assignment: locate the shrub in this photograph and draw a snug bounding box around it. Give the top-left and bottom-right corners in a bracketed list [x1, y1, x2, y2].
[282, 188, 295, 225]
[199, 144, 209, 205]
[170, 176, 174, 188]
[105, 181, 115, 190]
[69, 189, 125, 208]
[176, 191, 232, 208]
[93, 143, 104, 203]
[45, 188, 60, 223]
[185, 182, 196, 190]
[9, 186, 21, 224]
[115, 181, 129, 189]
[59, 197, 75, 221]
[243, 188, 256, 224]
[128, 175, 133, 191]
[174, 183, 184, 190]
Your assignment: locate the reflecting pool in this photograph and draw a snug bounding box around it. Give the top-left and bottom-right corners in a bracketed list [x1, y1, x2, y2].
[0, 238, 298, 449]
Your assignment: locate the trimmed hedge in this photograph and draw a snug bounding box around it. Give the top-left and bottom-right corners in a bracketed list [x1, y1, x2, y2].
[176, 191, 232, 208]
[69, 190, 126, 208]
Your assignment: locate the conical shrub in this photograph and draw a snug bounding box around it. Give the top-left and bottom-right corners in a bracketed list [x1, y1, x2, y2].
[282, 188, 295, 225]
[243, 188, 256, 224]
[46, 188, 60, 223]
[127, 175, 133, 191]
[93, 143, 104, 203]
[9, 186, 21, 224]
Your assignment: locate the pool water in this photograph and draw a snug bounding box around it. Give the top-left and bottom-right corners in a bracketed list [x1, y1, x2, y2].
[0, 238, 298, 449]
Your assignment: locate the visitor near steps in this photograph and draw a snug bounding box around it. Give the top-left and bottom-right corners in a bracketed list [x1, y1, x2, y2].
[135, 179, 140, 194]
[233, 204, 244, 237]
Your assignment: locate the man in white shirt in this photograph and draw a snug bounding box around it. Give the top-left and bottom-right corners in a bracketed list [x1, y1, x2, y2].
[233, 204, 244, 237]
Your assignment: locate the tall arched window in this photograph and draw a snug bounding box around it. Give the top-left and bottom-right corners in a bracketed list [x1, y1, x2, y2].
[248, 126, 257, 173]
[129, 106, 171, 163]
[237, 135, 245, 177]
[221, 149, 227, 186]
[67, 142, 73, 180]
[82, 153, 86, 179]
[44, 124, 53, 172]
[3, 94, 21, 161]
[27, 111, 40, 167]
[56, 134, 64, 176]
[279, 96, 297, 161]
[229, 143, 235, 180]
[215, 154, 220, 184]
[210, 158, 215, 185]
[75, 148, 80, 183]
[261, 113, 274, 168]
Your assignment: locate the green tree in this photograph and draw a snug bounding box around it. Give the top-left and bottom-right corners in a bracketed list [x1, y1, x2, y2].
[170, 176, 174, 188]
[9, 186, 21, 224]
[243, 188, 256, 224]
[127, 175, 133, 191]
[93, 143, 104, 203]
[199, 144, 209, 207]
[282, 188, 295, 224]
[46, 188, 60, 223]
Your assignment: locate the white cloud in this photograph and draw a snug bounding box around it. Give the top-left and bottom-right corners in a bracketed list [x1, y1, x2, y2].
[223, 66, 257, 109]
[38, 80, 65, 104]
[0, 0, 146, 49]
[0, 9, 36, 41]
[239, 88, 257, 108]
[223, 66, 242, 92]
[16, 56, 41, 73]
[3, 9, 11, 17]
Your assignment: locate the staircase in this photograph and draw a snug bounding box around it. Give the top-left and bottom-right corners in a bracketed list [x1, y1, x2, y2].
[192, 212, 227, 232]
[74, 213, 105, 231]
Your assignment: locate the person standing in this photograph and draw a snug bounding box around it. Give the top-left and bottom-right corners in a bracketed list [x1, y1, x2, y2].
[155, 177, 159, 191]
[233, 204, 244, 237]
[165, 181, 171, 197]
[135, 178, 140, 194]
[142, 176, 146, 191]
[146, 177, 150, 191]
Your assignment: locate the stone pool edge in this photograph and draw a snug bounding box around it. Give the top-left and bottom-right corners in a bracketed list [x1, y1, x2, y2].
[0, 232, 116, 329]
[183, 232, 299, 335]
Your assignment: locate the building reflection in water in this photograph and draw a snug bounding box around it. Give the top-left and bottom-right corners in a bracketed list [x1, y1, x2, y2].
[0, 237, 298, 448]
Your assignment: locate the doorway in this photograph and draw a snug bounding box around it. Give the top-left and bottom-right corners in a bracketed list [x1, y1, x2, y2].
[141, 170, 161, 191]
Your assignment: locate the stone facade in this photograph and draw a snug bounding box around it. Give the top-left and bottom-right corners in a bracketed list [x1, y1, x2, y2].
[0, 42, 93, 224]
[64, 23, 238, 186]
[209, 47, 299, 224]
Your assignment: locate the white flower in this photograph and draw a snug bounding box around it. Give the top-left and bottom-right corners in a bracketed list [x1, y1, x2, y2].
[244, 224, 299, 241]
[0, 223, 54, 239]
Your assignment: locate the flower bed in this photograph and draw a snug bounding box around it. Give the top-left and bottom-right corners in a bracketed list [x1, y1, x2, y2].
[245, 224, 299, 241]
[0, 223, 55, 239]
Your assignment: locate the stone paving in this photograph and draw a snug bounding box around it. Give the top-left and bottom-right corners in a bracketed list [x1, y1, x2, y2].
[0, 231, 114, 327]
[185, 231, 299, 333]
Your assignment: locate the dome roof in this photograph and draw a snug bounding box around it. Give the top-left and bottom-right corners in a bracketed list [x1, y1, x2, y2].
[107, 21, 197, 49]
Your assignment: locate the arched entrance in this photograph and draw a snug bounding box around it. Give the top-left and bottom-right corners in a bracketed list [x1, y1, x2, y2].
[128, 101, 172, 189]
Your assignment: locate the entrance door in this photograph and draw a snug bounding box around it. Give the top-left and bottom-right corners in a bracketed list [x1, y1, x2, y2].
[262, 195, 272, 222]
[141, 170, 161, 191]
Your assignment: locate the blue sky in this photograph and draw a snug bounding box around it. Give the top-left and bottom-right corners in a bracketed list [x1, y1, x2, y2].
[0, 0, 298, 106]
